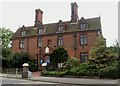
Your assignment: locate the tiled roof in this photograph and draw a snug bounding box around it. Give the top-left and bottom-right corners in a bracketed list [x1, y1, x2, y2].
[12, 17, 101, 39]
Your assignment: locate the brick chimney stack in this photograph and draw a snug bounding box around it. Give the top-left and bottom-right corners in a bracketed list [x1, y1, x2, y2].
[34, 9, 43, 27]
[71, 2, 79, 23]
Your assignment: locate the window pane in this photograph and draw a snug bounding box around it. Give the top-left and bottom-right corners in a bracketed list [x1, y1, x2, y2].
[21, 31, 25, 36]
[80, 35, 87, 45]
[58, 36, 63, 46]
[38, 38, 42, 47]
[48, 40, 52, 45]
[20, 39, 24, 48]
[38, 29, 43, 34]
[58, 26, 63, 32]
[80, 52, 88, 63]
[80, 24, 86, 29]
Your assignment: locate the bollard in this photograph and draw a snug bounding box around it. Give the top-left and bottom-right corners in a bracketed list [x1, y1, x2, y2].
[22, 63, 29, 78]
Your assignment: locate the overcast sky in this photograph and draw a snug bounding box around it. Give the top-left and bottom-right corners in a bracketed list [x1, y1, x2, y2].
[1, 0, 118, 47]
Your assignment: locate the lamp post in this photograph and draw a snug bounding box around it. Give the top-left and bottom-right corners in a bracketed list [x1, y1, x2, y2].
[39, 46, 42, 71]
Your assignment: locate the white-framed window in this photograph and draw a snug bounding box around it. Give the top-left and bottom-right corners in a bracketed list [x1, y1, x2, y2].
[80, 34, 87, 45]
[58, 26, 64, 32]
[19, 39, 24, 48]
[80, 52, 88, 63]
[57, 36, 63, 46]
[38, 28, 43, 35]
[38, 38, 42, 47]
[21, 31, 26, 36]
[80, 23, 86, 29]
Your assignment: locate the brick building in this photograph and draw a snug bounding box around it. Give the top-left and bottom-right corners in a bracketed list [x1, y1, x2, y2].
[11, 2, 102, 69]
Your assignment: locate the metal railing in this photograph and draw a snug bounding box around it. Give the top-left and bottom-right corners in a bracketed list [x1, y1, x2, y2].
[2, 68, 22, 78]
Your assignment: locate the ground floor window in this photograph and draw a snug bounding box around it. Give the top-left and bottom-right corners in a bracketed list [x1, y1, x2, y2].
[80, 52, 88, 63]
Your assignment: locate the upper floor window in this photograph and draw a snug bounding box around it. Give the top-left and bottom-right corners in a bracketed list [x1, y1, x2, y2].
[57, 36, 63, 46]
[48, 40, 52, 45]
[21, 30, 26, 36]
[80, 34, 87, 45]
[80, 23, 86, 29]
[38, 28, 43, 35]
[38, 38, 42, 47]
[80, 52, 88, 63]
[19, 39, 24, 48]
[58, 26, 64, 33]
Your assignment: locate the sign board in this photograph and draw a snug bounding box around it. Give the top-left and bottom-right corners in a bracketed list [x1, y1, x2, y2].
[45, 47, 49, 53]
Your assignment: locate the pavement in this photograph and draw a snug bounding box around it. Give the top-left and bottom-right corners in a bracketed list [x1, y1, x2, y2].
[0, 72, 119, 86]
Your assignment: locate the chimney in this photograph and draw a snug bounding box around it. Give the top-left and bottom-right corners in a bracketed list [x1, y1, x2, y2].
[71, 2, 79, 23]
[34, 9, 43, 27]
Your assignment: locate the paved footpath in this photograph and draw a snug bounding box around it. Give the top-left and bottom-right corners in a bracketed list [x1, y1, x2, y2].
[0, 73, 119, 85]
[29, 76, 119, 85]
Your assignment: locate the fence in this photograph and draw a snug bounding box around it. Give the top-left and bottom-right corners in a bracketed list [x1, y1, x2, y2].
[2, 68, 22, 78]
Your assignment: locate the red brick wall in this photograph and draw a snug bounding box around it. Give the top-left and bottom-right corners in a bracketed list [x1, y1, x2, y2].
[28, 37, 38, 59]
[11, 31, 98, 61]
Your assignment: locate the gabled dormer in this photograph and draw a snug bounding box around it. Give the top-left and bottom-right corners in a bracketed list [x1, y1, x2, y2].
[37, 25, 44, 35]
[56, 20, 64, 33]
[79, 17, 88, 30]
[20, 25, 26, 36]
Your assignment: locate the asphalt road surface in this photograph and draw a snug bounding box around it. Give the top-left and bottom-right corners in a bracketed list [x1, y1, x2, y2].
[1, 77, 83, 86]
[1, 77, 118, 86]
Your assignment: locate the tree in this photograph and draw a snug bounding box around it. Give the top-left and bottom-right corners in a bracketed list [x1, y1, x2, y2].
[9, 51, 37, 71]
[10, 52, 31, 68]
[49, 47, 68, 70]
[111, 40, 120, 78]
[0, 27, 14, 67]
[0, 27, 14, 48]
[89, 35, 117, 68]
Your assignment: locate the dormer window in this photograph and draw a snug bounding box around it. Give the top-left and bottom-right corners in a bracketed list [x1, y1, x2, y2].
[58, 26, 64, 33]
[38, 28, 43, 35]
[21, 30, 26, 36]
[80, 23, 86, 29]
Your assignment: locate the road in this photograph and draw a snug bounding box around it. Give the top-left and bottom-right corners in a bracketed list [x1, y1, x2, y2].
[1, 77, 119, 86]
[1, 77, 83, 86]
[1, 77, 60, 86]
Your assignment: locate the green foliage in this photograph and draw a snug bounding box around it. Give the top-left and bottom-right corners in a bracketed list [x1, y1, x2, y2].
[68, 63, 98, 77]
[49, 47, 68, 70]
[99, 61, 119, 79]
[0, 27, 14, 48]
[9, 51, 37, 71]
[10, 52, 30, 68]
[28, 61, 38, 72]
[42, 38, 120, 79]
[63, 57, 80, 70]
[0, 27, 14, 67]
[41, 71, 67, 77]
[89, 35, 117, 69]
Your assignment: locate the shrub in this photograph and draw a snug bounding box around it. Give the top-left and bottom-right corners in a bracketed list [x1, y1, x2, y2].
[63, 57, 80, 70]
[28, 61, 38, 72]
[99, 61, 119, 79]
[41, 71, 67, 77]
[68, 63, 99, 77]
[49, 47, 68, 70]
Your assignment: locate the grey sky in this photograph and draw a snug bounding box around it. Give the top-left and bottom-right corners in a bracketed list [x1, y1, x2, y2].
[1, 1, 118, 47]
